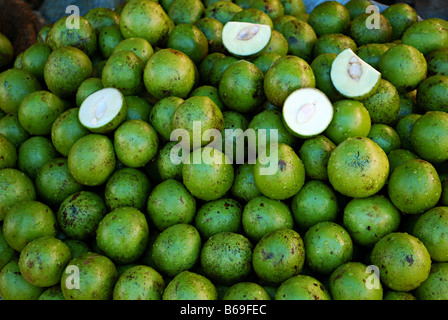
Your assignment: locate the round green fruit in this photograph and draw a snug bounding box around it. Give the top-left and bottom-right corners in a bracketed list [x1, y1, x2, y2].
[113, 265, 165, 300]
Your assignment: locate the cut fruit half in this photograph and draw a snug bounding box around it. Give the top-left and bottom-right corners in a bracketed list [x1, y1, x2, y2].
[222, 21, 272, 57]
[282, 88, 334, 138]
[79, 87, 127, 134]
[330, 48, 381, 100]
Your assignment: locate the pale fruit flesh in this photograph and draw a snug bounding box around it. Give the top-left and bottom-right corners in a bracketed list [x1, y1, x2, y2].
[222, 21, 272, 56]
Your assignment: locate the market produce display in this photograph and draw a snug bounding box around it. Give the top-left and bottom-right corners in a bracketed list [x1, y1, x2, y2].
[1, 0, 448, 302]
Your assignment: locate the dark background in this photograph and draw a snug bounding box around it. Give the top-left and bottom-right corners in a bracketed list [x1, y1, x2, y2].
[381, 0, 448, 20]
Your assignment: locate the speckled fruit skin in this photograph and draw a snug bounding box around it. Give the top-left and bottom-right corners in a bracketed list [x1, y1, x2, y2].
[96, 207, 149, 265]
[18, 236, 72, 287]
[61, 252, 118, 300]
[370, 232, 431, 292]
[223, 282, 271, 300]
[327, 136, 389, 198]
[252, 228, 305, 285]
[113, 265, 165, 300]
[414, 262, 448, 300]
[0, 260, 44, 300]
[162, 270, 218, 300]
[275, 274, 331, 300]
[200, 231, 253, 285]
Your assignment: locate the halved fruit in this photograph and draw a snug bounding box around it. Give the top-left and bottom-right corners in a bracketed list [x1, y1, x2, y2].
[222, 21, 272, 57]
[330, 48, 381, 100]
[79, 87, 127, 134]
[282, 87, 334, 138]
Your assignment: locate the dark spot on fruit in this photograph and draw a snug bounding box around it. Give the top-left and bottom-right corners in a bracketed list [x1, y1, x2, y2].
[406, 255, 414, 266]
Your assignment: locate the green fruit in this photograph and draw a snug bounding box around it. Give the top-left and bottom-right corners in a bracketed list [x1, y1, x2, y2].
[35, 158, 84, 208]
[147, 141, 185, 182]
[111, 37, 154, 64]
[61, 252, 118, 300]
[167, 23, 209, 65]
[146, 179, 196, 231]
[163, 270, 218, 300]
[0, 32, 13, 69]
[68, 134, 116, 186]
[280, 0, 305, 16]
[383, 291, 417, 300]
[168, 0, 205, 24]
[410, 111, 448, 163]
[361, 79, 400, 125]
[277, 19, 317, 62]
[198, 52, 226, 84]
[44, 47, 93, 99]
[152, 223, 201, 277]
[200, 232, 253, 285]
[17, 136, 57, 179]
[367, 123, 401, 155]
[230, 163, 262, 202]
[144, 48, 197, 100]
[172, 95, 224, 148]
[308, 1, 351, 37]
[84, 7, 120, 33]
[252, 52, 282, 74]
[370, 232, 431, 291]
[51, 108, 90, 157]
[119, 0, 173, 47]
[349, 12, 392, 46]
[298, 134, 336, 181]
[413, 206, 448, 262]
[195, 198, 242, 239]
[0, 168, 36, 222]
[242, 195, 293, 242]
[18, 90, 65, 136]
[249, 0, 284, 20]
[264, 55, 315, 108]
[124, 95, 152, 121]
[38, 285, 65, 300]
[190, 85, 225, 111]
[304, 221, 353, 275]
[209, 55, 238, 87]
[416, 75, 448, 113]
[37, 23, 52, 44]
[57, 191, 107, 241]
[47, 15, 97, 56]
[205, 1, 243, 24]
[149, 96, 184, 142]
[310, 53, 344, 102]
[0, 68, 41, 114]
[344, 0, 373, 20]
[388, 159, 441, 214]
[20, 43, 52, 81]
[402, 19, 448, 56]
[19, 236, 72, 287]
[98, 25, 125, 59]
[395, 113, 421, 152]
[387, 148, 419, 174]
[63, 239, 91, 259]
[219, 60, 265, 113]
[382, 2, 418, 40]
[0, 113, 29, 147]
[275, 275, 331, 300]
[254, 142, 305, 200]
[194, 17, 225, 53]
[426, 47, 448, 77]
[0, 229, 15, 271]
[329, 262, 383, 300]
[291, 180, 339, 231]
[223, 282, 271, 300]
[102, 50, 144, 96]
[414, 262, 448, 300]
[114, 119, 159, 168]
[355, 43, 390, 71]
[378, 44, 427, 93]
[252, 228, 305, 285]
[182, 147, 234, 201]
[3, 200, 57, 252]
[76, 77, 104, 107]
[96, 207, 149, 264]
[343, 195, 401, 247]
[312, 33, 357, 59]
[327, 136, 389, 198]
[113, 265, 165, 300]
[0, 134, 16, 170]
[0, 260, 44, 300]
[231, 8, 274, 28]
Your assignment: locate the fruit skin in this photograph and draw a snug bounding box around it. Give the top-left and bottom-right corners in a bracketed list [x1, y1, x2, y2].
[200, 232, 253, 285]
[231, 163, 262, 203]
[416, 75, 448, 113]
[402, 19, 448, 56]
[143, 48, 197, 100]
[96, 207, 150, 265]
[0, 133, 17, 170]
[263, 55, 316, 108]
[360, 79, 400, 125]
[388, 159, 442, 215]
[252, 228, 305, 285]
[382, 2, 418, 40]
[426, 47, 448, 77]
[327, 136, 389, 198]
[61, 252, 118, 300]
[113, 265, 165, 300]
[349, 12, 392, 46]
[18, 236, 72, 287]
[57, 191, 107, 241]
[329, 262, 383, 300]
[182, 147, 234, 201]
[152, 223, 201, 277]
[167, 23, 209, 65]
[304, 221, 353, 275]
[223, 282, 271, 300]
[44, 47, 93, 99]
[414, 262, 448, 300]
[275, 275, 331, 300]
[298, 135, 336, 181]
[162, 270, 218, 300]
[3, 200, 57, 252]
[0, 32, 13, 69]
[0, 168, 36, 222]
[308, 1, 351, 37]
[370, 232, 431, 292]
[410, 111, 448, 163]
[253, 143, 306, 200]
[0, 260, 44, 300]
[277, 19, 317, 62]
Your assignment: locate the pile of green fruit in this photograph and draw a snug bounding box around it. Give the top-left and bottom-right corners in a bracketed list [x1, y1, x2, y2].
[1, 0, 448, 300]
